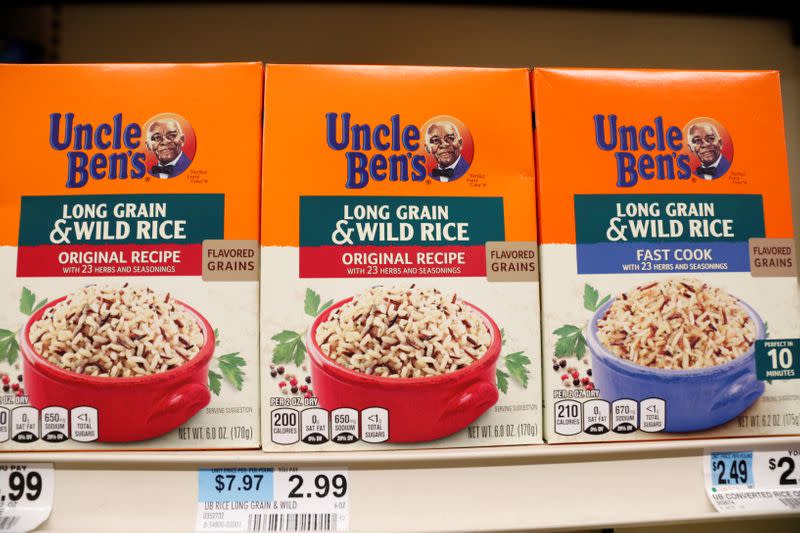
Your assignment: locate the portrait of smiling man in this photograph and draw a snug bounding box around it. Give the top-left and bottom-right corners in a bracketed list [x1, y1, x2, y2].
[145, 117, 192, 178]
[686, 121, 731, 180]
[424, 120, 470, 182]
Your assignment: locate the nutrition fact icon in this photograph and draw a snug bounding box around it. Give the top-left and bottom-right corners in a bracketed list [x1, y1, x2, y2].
[0, 407, 8, 443]
[583, 399, 610, 435]
[639, 398, 666, 432]
[271, 408, 300, 445]
[611, 399, 638, 434]
[554, 400, 582, 436]
[554, 398, 665, 435]
[0, 405, 99, 443]
[270, 407, 391, 445]
[331, 408, 359, 444]
[360, 408, 388, 443]
[11, 406, 40, 443]
[42, 406, 69, 442]
[301, 408, 330, 444]
[70, 406, 99, 442]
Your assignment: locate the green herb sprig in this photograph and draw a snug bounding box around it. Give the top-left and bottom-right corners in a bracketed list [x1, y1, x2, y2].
[552, 283, 610, 360]
[0, 287, 48, 366]
[271, 289, 331, 367]
[495, 328, 533, 394]
[208, 327, 247, 395]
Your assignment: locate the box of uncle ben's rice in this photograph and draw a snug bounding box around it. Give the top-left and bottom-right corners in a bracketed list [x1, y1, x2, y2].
[533, 68, 800, 443]
[0, 63, 262, 450]
[261, 65, 542, 451]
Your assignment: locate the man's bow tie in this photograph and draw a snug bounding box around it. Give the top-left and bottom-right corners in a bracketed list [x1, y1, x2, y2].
[152, 164, 175, 177]
[432, 167, 455, 179]
[697, 165, 716, 177]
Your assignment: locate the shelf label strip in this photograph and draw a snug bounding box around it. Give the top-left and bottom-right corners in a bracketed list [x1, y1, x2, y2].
[196, 467, 349, 532]
[0, 463, 54, 533]
[704, 449, 800, 513]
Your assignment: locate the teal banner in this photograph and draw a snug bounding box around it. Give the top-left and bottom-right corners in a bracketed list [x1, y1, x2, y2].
[19, 194, 224, 245]
[756, 339, 800, 381]
[299, 196, 504, 246]
[574, 194, 765, 244]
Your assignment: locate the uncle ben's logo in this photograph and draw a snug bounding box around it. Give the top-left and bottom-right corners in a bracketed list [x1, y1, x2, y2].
[594, 114, 734, 187]
[49, 112, 198, 188]
[326, 113, 475, 189]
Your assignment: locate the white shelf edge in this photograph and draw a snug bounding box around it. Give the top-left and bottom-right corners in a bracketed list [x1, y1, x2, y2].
[30, 441, 800, 533]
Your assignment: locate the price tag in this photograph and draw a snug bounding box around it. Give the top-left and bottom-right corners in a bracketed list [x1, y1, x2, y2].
[0, 463, 54, 533]
[704, 449, 800, 512]
[708, 452, 753, 488]
[196, 468, 349, 532]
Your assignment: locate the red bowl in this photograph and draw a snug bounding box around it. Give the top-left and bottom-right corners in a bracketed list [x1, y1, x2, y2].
[307, 297, 501, 443]
[21, 296, 214, 443]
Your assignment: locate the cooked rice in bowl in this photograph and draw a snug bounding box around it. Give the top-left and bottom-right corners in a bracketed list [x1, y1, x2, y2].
[29, 285, 204, 377]
[596, 279, 756, 370]
[315, 286, 492, 378]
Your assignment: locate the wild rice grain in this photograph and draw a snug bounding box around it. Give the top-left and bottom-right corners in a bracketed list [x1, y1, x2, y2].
[29, 285, 204, 377]
[316, 286, 491, 378]
[596, 278, 755, 369]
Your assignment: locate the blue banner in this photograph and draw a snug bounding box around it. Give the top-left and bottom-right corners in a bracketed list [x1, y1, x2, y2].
[577, 241, 750, 274]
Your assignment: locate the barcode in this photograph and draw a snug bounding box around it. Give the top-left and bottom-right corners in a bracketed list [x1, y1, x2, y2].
[248, 513, 338, 532]
[0, 515, 21, 530]
[778, 497, 800, 509]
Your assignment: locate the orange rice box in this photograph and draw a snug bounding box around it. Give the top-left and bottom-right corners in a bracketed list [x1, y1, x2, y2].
[261, 65, 542, 451]
[533, 68, 800, 443]
[0, 63, 262, 450]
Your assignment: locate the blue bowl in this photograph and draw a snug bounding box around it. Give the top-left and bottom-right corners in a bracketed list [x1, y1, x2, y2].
[586, 297, 765, 433]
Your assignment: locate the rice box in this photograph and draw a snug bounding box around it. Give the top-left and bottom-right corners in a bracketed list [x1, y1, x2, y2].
[533, 68, 800, 442]
[261, 64, 542, 450]
[0, 63, 262, 449]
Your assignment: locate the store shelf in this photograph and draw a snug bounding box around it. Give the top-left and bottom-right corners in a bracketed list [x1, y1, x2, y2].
[1, 4, 799, 533]
[5, 435, 798, 532]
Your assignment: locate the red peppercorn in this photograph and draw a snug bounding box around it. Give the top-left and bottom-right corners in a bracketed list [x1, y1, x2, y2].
[289, 378, 298, 386]
[571, 371, 579, 379]
[300, 385, 308, 393]
[15, 389, 23, 397]
[11, 383, 19, 391]
[278, 381, 287, 388]
[586, 384, 595, 391]
[581, 377, 590, 385]
[560, 374, 568, 381]
[1, 376, 9, 385]
[304, 391, 313, 399]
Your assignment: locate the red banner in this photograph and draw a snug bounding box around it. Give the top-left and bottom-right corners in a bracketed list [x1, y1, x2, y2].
[17, 244, 203, 277]
[299, 245, 486, 278]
